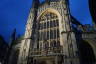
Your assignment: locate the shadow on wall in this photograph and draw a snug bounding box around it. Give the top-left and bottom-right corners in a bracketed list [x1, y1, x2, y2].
[78, 40, 96, 64]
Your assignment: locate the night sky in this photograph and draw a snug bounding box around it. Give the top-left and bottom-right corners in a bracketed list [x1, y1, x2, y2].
[0, 0, 92, 43]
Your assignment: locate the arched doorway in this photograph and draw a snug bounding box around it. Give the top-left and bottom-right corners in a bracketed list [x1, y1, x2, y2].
[79, 40, 96, 64]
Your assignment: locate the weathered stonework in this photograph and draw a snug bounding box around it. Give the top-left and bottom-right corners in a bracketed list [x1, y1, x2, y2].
[17, 0, 96, 64]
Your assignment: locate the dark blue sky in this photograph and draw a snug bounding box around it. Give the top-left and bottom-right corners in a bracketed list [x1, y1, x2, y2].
[0, 0, 92, 43]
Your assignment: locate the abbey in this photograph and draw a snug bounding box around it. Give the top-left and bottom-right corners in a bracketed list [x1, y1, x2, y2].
[17, 0, 96, 64]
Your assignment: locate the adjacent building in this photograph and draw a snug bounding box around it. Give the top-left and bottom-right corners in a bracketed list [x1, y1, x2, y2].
[7, 36, 23, 64]
[6, 29, 23, 64]
[0, 35, 9, 64]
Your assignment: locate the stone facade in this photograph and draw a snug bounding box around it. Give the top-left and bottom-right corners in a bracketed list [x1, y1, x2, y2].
[17, 0, 96, 64]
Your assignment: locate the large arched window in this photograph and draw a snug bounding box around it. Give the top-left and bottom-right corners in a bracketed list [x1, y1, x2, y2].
[37, 12, 60, 48]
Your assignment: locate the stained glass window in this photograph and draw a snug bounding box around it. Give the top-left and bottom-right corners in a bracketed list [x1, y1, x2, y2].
[38, 12, 60, 48]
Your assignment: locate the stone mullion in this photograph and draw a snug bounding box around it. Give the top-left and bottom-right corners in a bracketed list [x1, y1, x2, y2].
[39, 23, 40, 49]
[35, 21, 38, 50]
[40, 22, 43, 51]
[37, 22, 40, 50]
[43, 16, 45, 50]
[51, 20, 54, 40]
[55, 19, 58, 44]
[49, 16, 51, 48]
[45, 19, 47, 40]
[40, 22, 43, 50]
[52, 21, 56, 39]
[46, 18, 48, 46]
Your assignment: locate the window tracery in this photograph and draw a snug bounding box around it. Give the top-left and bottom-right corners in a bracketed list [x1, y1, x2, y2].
[37, 12, 60, 49]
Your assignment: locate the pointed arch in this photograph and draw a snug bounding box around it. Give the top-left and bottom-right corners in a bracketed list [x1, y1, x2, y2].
[37, 8, 62, 22]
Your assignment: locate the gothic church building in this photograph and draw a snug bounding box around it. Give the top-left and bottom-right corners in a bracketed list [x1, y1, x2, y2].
[17, 0, 96, 64]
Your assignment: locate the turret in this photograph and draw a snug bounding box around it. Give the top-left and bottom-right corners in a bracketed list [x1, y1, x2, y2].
[32, 0, 40, 8]
[10, 28, 16, 46]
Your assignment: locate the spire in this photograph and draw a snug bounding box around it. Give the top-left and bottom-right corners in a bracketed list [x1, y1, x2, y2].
[32, 0, 40, 8]
[11, 28, 16, 43]
[8, 28, 17, 47]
